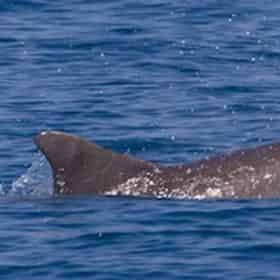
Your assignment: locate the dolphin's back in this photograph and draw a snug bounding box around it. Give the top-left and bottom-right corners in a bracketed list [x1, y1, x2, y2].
[160, 143, 280, 199]
[34, 131, 280, 199]
[34, 131, 155, 195]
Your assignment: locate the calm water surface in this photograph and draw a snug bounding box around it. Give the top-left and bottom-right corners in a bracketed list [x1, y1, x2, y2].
[1, 0, 280, 279]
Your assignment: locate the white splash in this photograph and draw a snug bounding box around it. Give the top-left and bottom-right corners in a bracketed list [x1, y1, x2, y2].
[8, 153, 53, 197]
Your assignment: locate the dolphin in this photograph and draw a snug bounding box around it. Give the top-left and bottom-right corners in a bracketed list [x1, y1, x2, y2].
[33, 131, 280, 199]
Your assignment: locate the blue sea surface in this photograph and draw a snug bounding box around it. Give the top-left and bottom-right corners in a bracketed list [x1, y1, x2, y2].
[1, 0, 280, 279]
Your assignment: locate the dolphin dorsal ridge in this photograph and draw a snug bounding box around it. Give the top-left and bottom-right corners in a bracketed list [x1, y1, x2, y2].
[33, 131, 154, 195]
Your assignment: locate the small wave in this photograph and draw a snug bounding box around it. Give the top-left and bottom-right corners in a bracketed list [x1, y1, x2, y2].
[2, 154, 53, 198]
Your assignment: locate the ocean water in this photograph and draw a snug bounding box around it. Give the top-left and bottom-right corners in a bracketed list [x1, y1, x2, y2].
[1, 0, 280, 278]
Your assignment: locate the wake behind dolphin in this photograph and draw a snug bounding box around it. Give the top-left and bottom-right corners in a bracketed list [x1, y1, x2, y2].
[33, 131, 280, 199]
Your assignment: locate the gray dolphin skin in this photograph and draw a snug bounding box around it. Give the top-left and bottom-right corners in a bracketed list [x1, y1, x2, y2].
[34, 131, 280, 199]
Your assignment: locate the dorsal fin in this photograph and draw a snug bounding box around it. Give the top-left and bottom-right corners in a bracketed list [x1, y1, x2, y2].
[33, 131, 155, 195]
